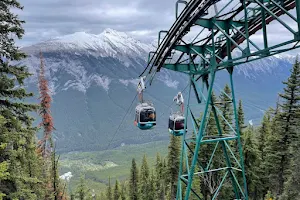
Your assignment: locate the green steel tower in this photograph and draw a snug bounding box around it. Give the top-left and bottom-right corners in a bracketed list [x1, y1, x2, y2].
[141, 0, 300, 199]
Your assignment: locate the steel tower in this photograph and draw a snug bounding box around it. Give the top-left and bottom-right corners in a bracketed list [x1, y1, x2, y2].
[142, 0, 300, 199]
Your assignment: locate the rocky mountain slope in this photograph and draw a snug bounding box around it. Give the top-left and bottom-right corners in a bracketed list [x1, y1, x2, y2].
[19, 28, 296, 152]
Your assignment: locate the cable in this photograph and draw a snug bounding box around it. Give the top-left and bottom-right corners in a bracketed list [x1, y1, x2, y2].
[104, 93, 138, 151]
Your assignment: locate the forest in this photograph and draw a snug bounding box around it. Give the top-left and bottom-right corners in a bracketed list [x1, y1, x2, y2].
[1, 0, 300, 200]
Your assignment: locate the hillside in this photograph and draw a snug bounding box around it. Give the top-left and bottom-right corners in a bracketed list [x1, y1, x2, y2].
[18, 28, 297, 152]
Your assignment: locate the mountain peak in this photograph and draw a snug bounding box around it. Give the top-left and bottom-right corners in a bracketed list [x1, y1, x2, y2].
[22, 28, 154, 60]
[101, 28, 128, 38]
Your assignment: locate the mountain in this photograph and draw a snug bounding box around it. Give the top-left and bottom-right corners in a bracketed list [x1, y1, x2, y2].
[19, 28, 296, 153]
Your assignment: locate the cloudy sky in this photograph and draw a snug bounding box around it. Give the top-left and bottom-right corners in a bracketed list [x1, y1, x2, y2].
[17, 0, 179, 46]
[16, 0, 299, 55]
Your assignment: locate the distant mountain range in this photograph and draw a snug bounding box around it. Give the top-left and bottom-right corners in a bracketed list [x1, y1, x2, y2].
[18, 28, 297, 153]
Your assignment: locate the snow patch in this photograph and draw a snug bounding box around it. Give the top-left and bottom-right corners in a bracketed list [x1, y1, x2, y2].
[93, 75, 111, 92]
[119, 79, 139, 87]
[63, 74, 111, 93]
[157, 73, 179, 89]
[60, 172, 73, 181]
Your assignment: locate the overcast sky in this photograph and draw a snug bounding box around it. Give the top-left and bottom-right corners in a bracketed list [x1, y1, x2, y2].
[17, 0, 179, 46]
[16, 0, 299, 55]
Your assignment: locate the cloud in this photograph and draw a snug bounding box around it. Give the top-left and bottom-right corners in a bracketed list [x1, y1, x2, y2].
[15, 0, 299, 55]
[16, 0, 177, 46]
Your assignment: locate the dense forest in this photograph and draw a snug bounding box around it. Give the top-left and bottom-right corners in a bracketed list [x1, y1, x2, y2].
[1, 0, 300, 200]
[77, 58, 300, 200]
[0, 1, 67, 199]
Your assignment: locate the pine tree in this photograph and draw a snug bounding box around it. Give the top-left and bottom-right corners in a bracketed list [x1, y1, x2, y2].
[154, 153, 165, 199]
[167, 135, 181, 199]
[237, 100, 245, 136]
[37, 52, 54, 158]
[263, 112, 282, 198]
[114, 180, 120, 200]
[219, 84, 233, 135]
[275, 58, 300, 196]
[140, 155, 150, 199]
[106, 177, 113, 200]
[242, 126, 259, 199]
[265, 191, 276, 200]
[119, 182, 127, 200]
[256, 112, 272, 199]
[148, 170, 156, 200]
[0, 0, 46, 198]
[279, 145, 300, 200]
[76, 177, 90, 200]
[197, 92, 224, 199]
[0, 116, 9, 199]
[129, 158, 139, 200]
[50, 146, 68, 200]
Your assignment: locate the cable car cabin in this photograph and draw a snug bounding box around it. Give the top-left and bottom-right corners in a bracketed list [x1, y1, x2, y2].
[135, 103, 156, 130]
[168, 113, 186, 136]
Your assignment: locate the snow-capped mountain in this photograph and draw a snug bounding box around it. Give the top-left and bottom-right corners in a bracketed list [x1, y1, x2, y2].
[19, 28, 297, 153]
[25, 28, 153, 58]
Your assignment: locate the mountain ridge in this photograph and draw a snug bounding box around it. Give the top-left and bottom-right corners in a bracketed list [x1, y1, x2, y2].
[18, 28, 298, 152]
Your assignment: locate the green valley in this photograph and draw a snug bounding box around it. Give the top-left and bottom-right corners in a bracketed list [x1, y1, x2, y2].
[59, 141, 169, 194]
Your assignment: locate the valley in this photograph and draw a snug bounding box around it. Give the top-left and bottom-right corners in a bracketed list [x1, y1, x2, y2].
[59, 140, 169, 195]
[18, 29, 296, 153]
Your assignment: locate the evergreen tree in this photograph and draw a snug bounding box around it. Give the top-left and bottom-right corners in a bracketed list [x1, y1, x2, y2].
[274, 58, 300, 196]
[129, 158, 139, 200]
[265, 191, 276, 200]
[140, 155, 150, 199]
[148, 171, 156, 200]
[154, 153, 165, 199]
[242, 127, 259, 199]
[167, 135, 181, 199]
[198, 92, 224, 199]
[119, 182, 127, 200]
[0, 0, 46, 198]
[219, 84, 233, 135]
[237, 100, 245, 135]
[256, 112, 272, 199]
[76, 177, 90, 200]
[50, 147, 67, 200]
[0, 116, 9, 199]
[114, 180, 120, 200]
[263, 112, 282, 198]
[106, 177, 113, 200]
[279, 145, 300, 200]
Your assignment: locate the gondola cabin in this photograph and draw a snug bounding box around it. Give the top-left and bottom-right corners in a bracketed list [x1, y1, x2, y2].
[168, 113, 186, 136]
[135, 103, 156, 130]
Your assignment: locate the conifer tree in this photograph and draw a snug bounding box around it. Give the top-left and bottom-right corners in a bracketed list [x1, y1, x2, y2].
[148, 170, 156, 200]
[129, 158, 139, 200]
[113, 180, 120, 200]
[167, 135, 181, 199]
[242, 126, 259, 199]
[263, 113, 282, 197]
[76, 177, 90, 200]
[265, 191, 276, 200]
[0, 0, 45, 198]
[256, 112, 272, 198]
[0, 116, 9, 199]
[155, 153, 165, 199]
[37, 52, 54, 158]
[197, 92, 224, 199]
[106, 177, 113, 200]
[274, 58, 300, 196]
[140, 155, 150, 199]
[219, 84, 233, 135]
[237, 100, 245, 136]
[119, 182, 127, 200]
[280, 145, 300, 200]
